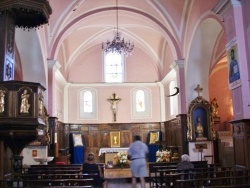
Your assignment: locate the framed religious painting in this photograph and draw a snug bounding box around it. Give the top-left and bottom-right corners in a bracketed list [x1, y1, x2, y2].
[149, 131, 160, 144]
[110, 131, 120, 147]
[226, 40, 241, 89]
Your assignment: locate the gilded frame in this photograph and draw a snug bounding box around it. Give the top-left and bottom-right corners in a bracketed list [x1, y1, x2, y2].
[149, 131, 160, 144]
[110, 131, 120, 147]
[187, 96, 215, 141]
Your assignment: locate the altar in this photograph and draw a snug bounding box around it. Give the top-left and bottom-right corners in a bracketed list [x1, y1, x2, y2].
[104, 168, 132, 179]
[99, 147, 128, 164]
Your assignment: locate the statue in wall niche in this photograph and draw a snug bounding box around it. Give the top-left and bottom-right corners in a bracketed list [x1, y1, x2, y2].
[20, 89, 30, 113]
[196, 116, 207, 140]
[38, 91, 44, 116]
[211, 98, 219, 117]
[0, 90, 6, 113]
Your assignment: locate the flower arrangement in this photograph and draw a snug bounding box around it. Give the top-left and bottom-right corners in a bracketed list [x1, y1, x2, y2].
[156, 149, 171, 162]
[114, 151, 128, 168]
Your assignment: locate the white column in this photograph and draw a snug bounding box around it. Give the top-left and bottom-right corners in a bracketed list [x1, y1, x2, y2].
[47, 60, 61, 116]
[171, 60, 186, 114]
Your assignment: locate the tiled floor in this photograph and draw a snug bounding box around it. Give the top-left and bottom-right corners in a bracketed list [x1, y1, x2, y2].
[106, 179, 150, 188]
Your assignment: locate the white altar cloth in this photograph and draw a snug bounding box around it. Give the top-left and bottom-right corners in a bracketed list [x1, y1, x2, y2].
[98, 147, 129, 156]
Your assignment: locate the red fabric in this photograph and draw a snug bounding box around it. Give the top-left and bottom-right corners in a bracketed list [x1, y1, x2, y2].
[55, 161, 66, 165]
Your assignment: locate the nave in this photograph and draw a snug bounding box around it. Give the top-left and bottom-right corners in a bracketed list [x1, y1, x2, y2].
[2, 160, 250, 188]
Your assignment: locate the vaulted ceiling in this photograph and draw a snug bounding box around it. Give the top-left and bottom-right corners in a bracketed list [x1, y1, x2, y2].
[46, 0, 210, 82]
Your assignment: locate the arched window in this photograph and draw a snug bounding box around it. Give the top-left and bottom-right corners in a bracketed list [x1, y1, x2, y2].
[83, 91, 92, 112]
[136, 90, 145, 112]
[104, 52, 124, 83]
[132, 87, 151, 118]
[79, 89, 97, 119]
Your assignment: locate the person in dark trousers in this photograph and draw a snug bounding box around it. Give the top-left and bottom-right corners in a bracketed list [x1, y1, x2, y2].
[128, 135, 149, 188]
[82, 152, 106, 188]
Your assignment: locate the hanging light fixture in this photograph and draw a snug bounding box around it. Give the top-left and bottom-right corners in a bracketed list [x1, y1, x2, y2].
[102, 0, 134, 56]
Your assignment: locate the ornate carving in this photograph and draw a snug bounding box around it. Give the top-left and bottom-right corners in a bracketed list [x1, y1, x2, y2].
[38, 91, 44, 117]
[5, 62, 13, 80]
[187, 84, 216, 141]
[0, 0, 52, 29]
[7, 21, 15, 56]
[0, 89, 6, 113]
[20, 89, 30, 113]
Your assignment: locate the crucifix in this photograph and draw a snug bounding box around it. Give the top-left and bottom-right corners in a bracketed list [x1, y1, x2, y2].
[107, 93, 121, 122]
[194, 84, 203, 97]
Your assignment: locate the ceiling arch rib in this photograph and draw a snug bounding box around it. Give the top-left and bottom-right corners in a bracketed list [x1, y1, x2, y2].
[49, 6, 182, 62]
[64, 22, 166, 75]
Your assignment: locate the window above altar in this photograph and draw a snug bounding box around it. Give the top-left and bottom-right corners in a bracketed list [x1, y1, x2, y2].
[104, 52, 124, 83]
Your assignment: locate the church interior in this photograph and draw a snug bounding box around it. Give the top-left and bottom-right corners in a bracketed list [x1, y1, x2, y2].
[1, 0, 250, 187]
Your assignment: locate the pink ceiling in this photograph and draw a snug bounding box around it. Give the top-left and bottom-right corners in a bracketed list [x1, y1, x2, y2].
[45, 0, 221, 83]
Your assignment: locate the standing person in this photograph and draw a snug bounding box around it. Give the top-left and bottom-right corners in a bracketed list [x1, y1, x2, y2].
[82, 152, 106, 188]
[128, 135, 149, 188]
[176, 154, 194, 171]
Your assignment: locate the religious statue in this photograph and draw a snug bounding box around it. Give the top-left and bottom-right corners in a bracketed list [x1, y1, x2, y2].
[20, 89, 30, 113]
[38, 91, 44, 116]
[196, 117, 204, 138]
[211, 98, 219, 117]
[0, 90, 6, 113]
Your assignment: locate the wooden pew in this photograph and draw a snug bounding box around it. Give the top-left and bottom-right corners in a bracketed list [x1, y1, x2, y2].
[19, 173, 98, 180]
[172, 168, 250, 188]
[148, 161, 208, 187]
[5, 178, 95, 187]
[175, 175, 250, 188]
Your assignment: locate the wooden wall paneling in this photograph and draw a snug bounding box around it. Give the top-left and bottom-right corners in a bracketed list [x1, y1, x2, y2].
[82, 133, 89, 148]
[0, 141, 3, 179]
[120, 131, 130, 147]
[131, 125, 140, 132]
[100, 132, 109, 148]
[59, 122, 162, 163]
[234, 137, 245, 167]
[231, 119, 250, 169]
[165, 114, 187, 158]
[142, 131, 149, 143]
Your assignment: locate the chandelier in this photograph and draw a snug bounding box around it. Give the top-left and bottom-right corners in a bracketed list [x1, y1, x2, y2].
[102, 0, 134, 56]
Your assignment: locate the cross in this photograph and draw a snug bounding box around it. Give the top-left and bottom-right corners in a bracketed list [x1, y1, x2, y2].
[194, 84, 203, 97]
[107, 93, 121, 122]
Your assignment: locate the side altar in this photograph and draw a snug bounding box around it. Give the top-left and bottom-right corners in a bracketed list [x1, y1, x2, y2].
[187, 85, 217, 164]
[99, 147, 128, 164]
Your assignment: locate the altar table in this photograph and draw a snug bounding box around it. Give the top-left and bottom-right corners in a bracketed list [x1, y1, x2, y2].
[98, 147, 129, 156]
[104, 165, 149, 179]
[104, 168, 132, 179]
[99, 147, 129, 164]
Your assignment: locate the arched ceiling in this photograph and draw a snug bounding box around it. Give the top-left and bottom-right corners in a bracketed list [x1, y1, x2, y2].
[43, 0, 221, 83]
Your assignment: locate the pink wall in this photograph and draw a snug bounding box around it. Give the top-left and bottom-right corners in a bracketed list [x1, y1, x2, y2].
[209, 62, 233, 131]
[67, 84, 162, 124]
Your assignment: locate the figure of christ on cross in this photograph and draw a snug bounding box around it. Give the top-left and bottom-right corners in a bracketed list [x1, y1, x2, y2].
[108, 93, 121, 122]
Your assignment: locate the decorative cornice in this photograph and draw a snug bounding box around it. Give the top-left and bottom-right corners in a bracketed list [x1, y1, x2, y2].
[212, 0, 241, 16]
[212, 0, 231, 15]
